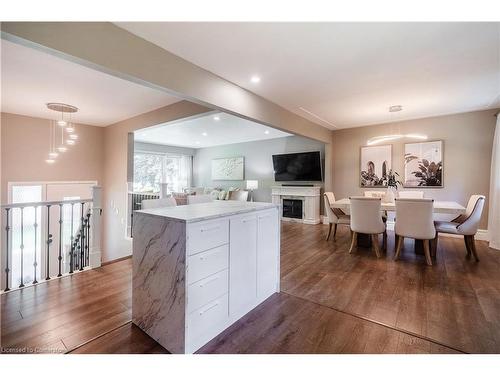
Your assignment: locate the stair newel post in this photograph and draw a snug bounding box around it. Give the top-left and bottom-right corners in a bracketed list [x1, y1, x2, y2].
[69, 203, 74, 274]
[89, 186, 102, 268]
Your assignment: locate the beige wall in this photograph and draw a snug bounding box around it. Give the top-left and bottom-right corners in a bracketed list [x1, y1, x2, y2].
[0, 112, 104, 204]
[331, 109, 498, 229]
[1, 22, 334, 197]
[1, 23, 332, 142]
[102, 101, 211, 262]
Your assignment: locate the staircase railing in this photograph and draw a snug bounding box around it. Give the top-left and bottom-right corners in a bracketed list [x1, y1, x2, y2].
[1, 186, 102, 293]
[127, 191, 160, 238]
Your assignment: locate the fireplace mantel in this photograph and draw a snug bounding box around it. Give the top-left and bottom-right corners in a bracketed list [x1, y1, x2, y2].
[271, 186, 321, 224]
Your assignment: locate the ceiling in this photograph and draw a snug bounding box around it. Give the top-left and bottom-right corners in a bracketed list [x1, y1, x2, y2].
[1, 40, 180, 126]
[117, 22, 500, 129]
[134, 111, 292, 148]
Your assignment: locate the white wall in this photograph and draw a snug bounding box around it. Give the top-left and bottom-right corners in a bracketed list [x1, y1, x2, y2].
[193, 135, 326, 205]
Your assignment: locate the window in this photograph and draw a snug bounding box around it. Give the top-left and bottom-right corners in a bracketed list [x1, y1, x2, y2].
[11, 185, 43, 286]
[133, 152, 192, 194]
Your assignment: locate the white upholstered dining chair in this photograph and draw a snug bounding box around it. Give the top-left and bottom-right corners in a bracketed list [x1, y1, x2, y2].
[394, 198, 435, 265]
[364, 191, 386, 198]
[323, 192, 350, 240]
[187, 194, 213, 205]
[434, 195, 485, 261]
[398, 190, 424, 199]
[349, 197, 386, 258]
[141, 197, 177, 209]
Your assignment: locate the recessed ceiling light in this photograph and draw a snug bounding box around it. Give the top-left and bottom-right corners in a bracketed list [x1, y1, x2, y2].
[202, 132, 208, 136]
[195, 141, 201, 145]
[251, 75, 261, 83]
[389, 105, 403, 112]
[213, 116, 220, 121]
[264, 130, 270, 135]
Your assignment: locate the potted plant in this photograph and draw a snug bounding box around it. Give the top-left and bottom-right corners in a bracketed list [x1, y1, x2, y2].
[384, 169, 402, 203]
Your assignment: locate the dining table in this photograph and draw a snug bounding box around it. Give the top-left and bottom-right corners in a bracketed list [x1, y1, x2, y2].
[330, 198, 467, 253]
[330, 198, 466, 215]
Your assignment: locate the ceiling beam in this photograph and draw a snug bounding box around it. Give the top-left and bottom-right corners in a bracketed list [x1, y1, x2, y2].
[1, 22, 333, 144]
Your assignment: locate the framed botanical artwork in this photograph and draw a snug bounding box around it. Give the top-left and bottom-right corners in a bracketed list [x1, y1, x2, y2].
[360, 145, 392, 187]
[211, 157, 244, 180]
[404, 140, 443, 187]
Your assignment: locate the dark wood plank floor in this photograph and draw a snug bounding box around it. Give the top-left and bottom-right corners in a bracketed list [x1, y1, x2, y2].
[1, 259, 132, 353]
[2, 221, 500, 353]
[279, 223, 500, 353]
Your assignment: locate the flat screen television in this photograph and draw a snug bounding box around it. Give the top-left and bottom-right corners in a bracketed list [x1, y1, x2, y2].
[272, 151, 323, 182]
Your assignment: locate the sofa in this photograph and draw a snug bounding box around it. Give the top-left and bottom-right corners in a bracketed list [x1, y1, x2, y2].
[172, 187, 243, 205]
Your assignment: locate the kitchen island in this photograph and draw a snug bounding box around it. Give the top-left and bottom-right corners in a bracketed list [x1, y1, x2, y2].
[132, 200, 281, 353]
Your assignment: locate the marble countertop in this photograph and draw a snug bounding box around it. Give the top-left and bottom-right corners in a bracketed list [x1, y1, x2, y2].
[135, 200, 279, 223]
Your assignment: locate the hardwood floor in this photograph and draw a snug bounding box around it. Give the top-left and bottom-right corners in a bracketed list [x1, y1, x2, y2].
[280, 223, 500, 353]
[2, 221, 500, 353]
[1, 260, 132, 353]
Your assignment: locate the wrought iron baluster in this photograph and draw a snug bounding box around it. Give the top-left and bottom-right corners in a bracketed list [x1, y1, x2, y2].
[75, 233, 81, 270]
[33, 206, 38, 285]
[79, 202, 85, 271]
[86, 211, 91, 267]
[4, 208, 11, 291]
[57, 204, 63, 277]
[45, 205, 52, 281]
[19, 207, 25, 288]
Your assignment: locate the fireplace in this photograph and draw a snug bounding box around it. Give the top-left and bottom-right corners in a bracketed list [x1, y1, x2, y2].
[282, 198, 303, 219]
[272, 186, 321, 224]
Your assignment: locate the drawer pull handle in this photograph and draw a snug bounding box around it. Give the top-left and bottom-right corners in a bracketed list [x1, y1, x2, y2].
[199, 251, 220, 260]
[200, 225, 220, 232]
[199, 276, 220, 288]
[199, 302, 219, 315]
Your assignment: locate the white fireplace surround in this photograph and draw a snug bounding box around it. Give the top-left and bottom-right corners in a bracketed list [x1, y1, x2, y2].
[271, 186, 321, 224]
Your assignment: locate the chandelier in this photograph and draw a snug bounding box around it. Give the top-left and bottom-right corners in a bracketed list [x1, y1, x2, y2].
[45, 103, 79, 164]
[366, 105, 427, 146]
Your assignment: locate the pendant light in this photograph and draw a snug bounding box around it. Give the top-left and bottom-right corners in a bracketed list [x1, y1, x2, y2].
[46, 120, 59, 164]
[46, 103, 79, 160]
[366, 106, 427, 145]
[57, 128, 68, 153]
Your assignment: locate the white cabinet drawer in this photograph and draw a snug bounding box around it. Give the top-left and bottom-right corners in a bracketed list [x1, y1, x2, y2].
[187, 269, 228, 313]
[187, 294, 229, 343]
[187, 218, 229, 255]
[187, 244, 229, 283]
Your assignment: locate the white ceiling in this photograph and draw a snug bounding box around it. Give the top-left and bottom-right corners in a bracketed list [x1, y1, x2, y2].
[1, 40, 180, 126]
[117, 22, 500, 129]
[135, 111, 292, 148]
